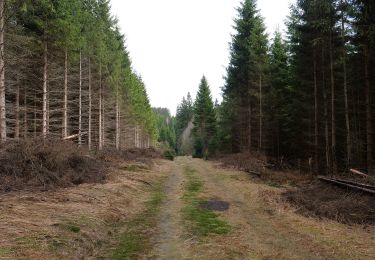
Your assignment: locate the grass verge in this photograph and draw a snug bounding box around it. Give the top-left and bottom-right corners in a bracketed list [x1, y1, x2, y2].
[182, 166, 231, 236]
[111, 180, 165, 259]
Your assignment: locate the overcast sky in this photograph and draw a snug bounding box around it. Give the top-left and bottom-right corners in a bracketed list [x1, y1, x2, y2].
[110, 0, 295, 115]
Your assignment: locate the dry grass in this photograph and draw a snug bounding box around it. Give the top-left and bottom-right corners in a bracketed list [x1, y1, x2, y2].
[215, 152, 313, 186]
[0, 158, 172, 259]
[282, 182, 375, 225]
[216, 153, 374, 226]
[183, 157, 375, 259]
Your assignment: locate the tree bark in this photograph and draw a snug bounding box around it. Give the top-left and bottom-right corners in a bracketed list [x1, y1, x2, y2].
[42, 41, 48, 139]
[116, 82, 120, 150]
[341, 1, 351, 167]
[78, 51, 82, 146]
[248, 85, 252, 152]
[0, 0, 5, 142]
[330, 31, 337, 175]
[99, 64, 102, 150]
[24, 87, 27, 138]
[63, 48, 68, 138]
[364, 45, 373, 174]
[322, 45, 331, 174]
[314, 48, 319, 173]
[259, 74, 263, 151]
[88, 58, 92, 150]
[15, 83, 20, 139]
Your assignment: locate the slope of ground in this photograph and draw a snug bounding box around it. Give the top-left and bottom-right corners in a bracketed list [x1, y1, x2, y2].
[0, 159, 172, 259]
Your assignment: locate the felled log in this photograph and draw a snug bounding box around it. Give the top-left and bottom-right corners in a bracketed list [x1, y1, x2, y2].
[63, 132, 88, 140]
[350, 169, 369, 178]
[318, 176, 375, 195]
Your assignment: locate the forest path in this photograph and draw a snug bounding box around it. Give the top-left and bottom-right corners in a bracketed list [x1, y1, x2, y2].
[149, 157, 374, 259]
[150, 158, 190, 259]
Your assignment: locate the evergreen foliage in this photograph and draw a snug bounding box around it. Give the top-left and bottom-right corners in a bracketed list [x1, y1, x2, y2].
[0, 0, 157, 149]
[192, 76, 217, 159]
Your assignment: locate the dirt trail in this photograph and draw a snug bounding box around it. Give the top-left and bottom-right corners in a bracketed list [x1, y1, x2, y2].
[164, 157, 374, 259]
[150, 159, 189, 259]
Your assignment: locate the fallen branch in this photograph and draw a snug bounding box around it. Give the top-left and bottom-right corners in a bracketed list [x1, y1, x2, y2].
[63, 132, 88, 140]
[318, 176, 375, 195]
[350, 169, 369, 178]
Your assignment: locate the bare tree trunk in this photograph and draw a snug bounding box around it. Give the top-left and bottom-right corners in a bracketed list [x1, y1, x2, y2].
[248, 84, 252, 152]
[78, 51, 82, 146]
[322, 45, 330, 174]
[102, 101, 105, 148]
[15, 83, 20, 139]
[99, 64, 102, 150]
[88, 57, 92, 150]
[134, 125, 136, 148]
[259, 74, 262, 151]
[330, 31, 337, 175]
[63, 49, 68, 138]
[364, 45, 373, 174]
[116, 83, 119, 150]
[33, 93, 37, 137]
[42, 41, 48, 139]
[0, 0, 5, 142]
[341, 1, 351, 167]
[314, 48, 319, 173]
[24, 87, 27, 138]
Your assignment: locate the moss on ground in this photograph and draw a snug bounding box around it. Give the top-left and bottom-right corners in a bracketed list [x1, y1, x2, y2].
[182, 166, 231, 236]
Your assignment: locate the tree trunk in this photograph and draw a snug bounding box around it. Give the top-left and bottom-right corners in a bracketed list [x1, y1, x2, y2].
[341, 1, 351, 167]
[42, 41, 48, 139]
[322, 45, 330, 174]
[63, 48, 68, 138]
[134, 125, 137, 148]
[314, 48, 319, 173]
[15, 83, 20, 139]
[330, 31, 337, 175]
[116, 83, 119, 150]
[0, 0, 5, 142]
[78, 51, 82, 146]
[24, 87, 27, 138]
[364, 45, 373, 174]
[259, 74, 262, 151]
[102, 100, 105, 148]
[248, 85, 252, 152]
[88, 58, 92, 150]
[99, 64, 102, 150]
[33, 93, 37, 137]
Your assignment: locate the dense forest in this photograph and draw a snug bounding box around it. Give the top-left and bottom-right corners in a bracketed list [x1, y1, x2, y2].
[175, 0, 375, 175]
[0, 0, 157, 150]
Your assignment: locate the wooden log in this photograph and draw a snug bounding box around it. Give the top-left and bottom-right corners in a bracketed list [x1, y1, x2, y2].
[63, 132, 87, 141]
[350, 169, 369, 178]
[333, 178, 375, 191]
[318, 176, 375, 195]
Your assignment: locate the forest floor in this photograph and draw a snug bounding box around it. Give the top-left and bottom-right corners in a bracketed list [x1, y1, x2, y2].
[0, 157, 374, 259]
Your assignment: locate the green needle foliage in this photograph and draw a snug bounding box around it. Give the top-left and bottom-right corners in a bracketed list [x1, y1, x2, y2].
[192, 77, 217, 159]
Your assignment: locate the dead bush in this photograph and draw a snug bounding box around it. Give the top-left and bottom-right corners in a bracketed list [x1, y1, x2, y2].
[216, 152, 312, 186]
[283, 183, 375, 225]
[96, 147, 163, 164]
[0, 139, 107, 192]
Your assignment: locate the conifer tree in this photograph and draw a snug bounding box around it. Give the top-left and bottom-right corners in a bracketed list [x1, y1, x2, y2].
[192, 76, 216, 159]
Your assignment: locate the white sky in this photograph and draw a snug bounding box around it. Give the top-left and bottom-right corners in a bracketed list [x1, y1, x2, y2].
[110, 0, 295, 115]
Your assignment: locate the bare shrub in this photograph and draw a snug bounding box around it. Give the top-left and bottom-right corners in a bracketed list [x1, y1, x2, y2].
[0, 139, 107, 192]
[283, 183, 375, 225]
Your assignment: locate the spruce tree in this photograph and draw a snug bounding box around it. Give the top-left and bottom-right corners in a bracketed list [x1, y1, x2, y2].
[192, 76, 216, 159]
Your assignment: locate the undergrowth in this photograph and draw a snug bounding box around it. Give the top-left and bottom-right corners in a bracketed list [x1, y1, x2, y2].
[111, 180, 165, 259]
[182, 166, 231, 236]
